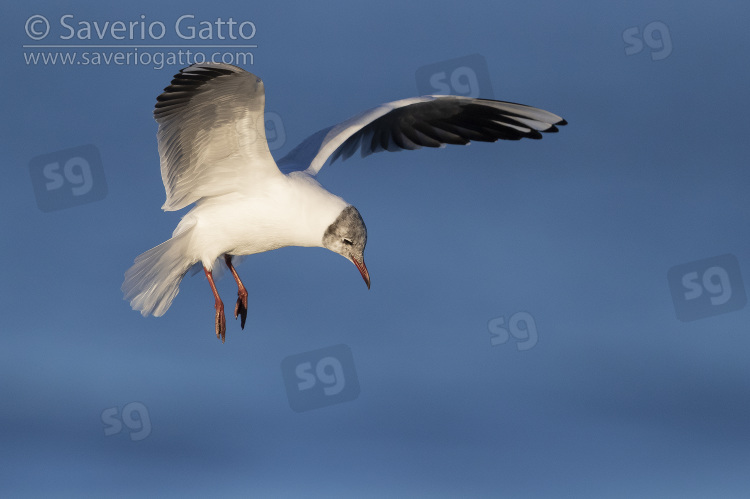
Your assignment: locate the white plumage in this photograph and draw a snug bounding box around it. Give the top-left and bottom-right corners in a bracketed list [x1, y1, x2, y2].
[122, 63, 566, 342]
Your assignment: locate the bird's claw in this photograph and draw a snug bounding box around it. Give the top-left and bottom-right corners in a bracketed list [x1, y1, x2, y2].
[215, 303, 226, 343]
[234, 289, 248, 329]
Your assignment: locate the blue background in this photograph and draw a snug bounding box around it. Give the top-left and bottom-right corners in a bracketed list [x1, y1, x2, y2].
[3, 1, 750, 497]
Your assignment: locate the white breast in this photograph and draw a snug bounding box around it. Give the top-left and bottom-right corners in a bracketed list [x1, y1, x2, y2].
[175, 171, 349, 269]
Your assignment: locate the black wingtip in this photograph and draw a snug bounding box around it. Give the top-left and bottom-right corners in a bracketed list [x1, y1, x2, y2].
[528, 130, 543, 140]
[153, 65, 237, 121]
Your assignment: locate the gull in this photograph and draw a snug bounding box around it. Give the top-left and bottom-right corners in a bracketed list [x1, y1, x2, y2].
[122, 63, 567, 342]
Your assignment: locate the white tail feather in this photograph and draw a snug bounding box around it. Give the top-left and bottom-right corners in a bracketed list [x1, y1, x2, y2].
[122, 227, 196, 317]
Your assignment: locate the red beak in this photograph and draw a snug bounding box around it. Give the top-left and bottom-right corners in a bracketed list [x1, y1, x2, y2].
[352, 258, 370, 289]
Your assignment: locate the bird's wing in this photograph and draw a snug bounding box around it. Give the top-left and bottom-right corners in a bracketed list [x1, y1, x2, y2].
[154, 63, 280, 211]
[276, 95, 567, 176]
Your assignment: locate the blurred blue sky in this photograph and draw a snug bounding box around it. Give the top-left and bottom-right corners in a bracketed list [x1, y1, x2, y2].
[3, 1, 750, 497]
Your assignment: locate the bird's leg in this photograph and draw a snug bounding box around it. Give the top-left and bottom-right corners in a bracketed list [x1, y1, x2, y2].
[204, 266, 226, 343]
[224, 254, 248, 329]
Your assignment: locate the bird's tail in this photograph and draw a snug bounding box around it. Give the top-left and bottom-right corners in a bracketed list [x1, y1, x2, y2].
[122, 226, 196, 317]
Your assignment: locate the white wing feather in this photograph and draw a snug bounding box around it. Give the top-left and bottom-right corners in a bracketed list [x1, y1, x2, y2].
[277, 95, 567, 176]
[154, 63, 281, 211]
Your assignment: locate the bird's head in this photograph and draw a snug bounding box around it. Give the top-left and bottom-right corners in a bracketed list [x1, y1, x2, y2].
[322, 205, 369, 289]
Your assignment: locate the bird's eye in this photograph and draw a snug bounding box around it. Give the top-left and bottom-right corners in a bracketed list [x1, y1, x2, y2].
[343, 238, 353, 246]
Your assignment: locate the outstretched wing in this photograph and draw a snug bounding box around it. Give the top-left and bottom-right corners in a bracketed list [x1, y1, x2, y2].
[276, 95, 567, 175]
[154, 63, 280, 211]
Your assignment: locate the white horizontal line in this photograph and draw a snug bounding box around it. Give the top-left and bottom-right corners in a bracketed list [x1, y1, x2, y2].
[22, 45, 258, 48]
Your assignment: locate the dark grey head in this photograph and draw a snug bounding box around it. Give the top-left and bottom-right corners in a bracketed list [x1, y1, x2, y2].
[322, 205, 370, 288]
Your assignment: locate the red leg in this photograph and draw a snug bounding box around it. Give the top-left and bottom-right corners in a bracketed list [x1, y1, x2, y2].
[224, 255, 248, 329]
[204, 266, 226, 343]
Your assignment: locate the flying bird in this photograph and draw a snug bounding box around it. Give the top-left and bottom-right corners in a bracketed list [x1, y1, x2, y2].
[122, 63, 567, 342]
